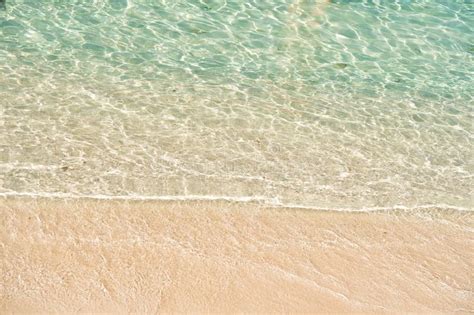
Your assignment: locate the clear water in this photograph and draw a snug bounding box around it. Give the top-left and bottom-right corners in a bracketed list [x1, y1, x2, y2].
[1, 0, 473, 209]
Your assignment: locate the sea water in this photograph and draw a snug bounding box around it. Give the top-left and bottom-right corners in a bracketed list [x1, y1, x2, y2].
[1, 0, 473, 209]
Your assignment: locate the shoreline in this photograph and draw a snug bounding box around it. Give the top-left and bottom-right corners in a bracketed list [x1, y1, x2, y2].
[1, 192, 471, 212]
[1, 197, 473, 313]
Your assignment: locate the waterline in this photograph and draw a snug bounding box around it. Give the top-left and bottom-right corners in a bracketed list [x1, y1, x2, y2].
[1, 191, 470, 213]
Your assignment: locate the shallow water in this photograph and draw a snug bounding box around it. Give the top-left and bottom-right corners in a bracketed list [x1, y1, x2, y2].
[1, 0, 473, 209]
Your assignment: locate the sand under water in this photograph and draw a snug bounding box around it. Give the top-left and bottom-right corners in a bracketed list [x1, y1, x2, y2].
[1, 1, 473, 313]
[1, 197, 473, 313]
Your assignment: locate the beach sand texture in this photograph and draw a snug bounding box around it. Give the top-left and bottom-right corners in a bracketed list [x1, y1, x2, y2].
[1, 197, 473, 313]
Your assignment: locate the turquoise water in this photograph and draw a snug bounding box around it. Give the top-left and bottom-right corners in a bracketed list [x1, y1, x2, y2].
[1, 0, 473, 209]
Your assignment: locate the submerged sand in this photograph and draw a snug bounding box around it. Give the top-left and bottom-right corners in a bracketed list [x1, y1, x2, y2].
[1, 197, 473, 313]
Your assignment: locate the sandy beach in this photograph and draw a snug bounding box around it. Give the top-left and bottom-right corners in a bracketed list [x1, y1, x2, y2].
[1, 197, 473, 313]
[1, 0, 473, 313]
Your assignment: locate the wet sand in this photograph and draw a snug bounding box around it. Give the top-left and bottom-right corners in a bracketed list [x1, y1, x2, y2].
[1, 197, 473, 313]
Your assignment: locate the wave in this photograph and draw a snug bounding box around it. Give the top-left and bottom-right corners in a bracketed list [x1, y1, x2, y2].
[0, 191, 471, 212]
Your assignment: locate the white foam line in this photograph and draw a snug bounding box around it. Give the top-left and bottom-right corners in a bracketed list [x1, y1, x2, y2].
[0, 191, 471, 212]
[274, 202, 472, 212]
[0, 191, 277, 203]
